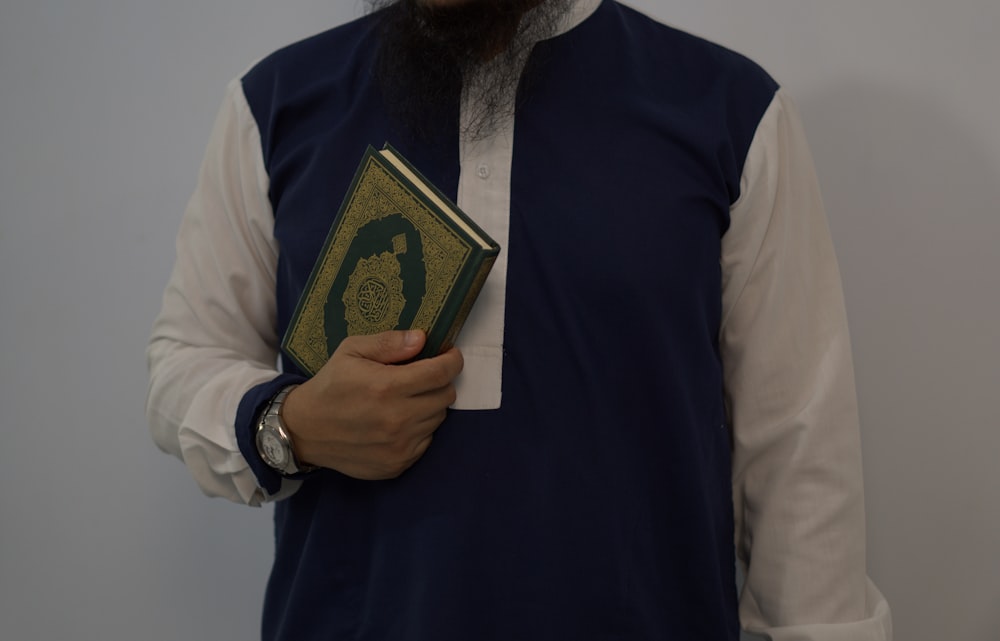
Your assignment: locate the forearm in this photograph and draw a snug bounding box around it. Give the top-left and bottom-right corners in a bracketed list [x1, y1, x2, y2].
[146, 338, 293, 504]
[146, 76, 301, 505]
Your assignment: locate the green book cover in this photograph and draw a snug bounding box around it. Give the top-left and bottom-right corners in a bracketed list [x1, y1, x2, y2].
[282, 144, 500, 376]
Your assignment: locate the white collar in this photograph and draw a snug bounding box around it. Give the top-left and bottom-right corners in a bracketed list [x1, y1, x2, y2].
[551, 0, 603, 39]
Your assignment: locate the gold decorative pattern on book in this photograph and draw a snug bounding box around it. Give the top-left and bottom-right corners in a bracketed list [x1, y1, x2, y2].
[287, 156, 473, 374]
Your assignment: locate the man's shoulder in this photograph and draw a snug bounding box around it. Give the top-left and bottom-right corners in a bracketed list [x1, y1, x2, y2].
[605, 1, 778, 94]
[241, 11, 381, 97]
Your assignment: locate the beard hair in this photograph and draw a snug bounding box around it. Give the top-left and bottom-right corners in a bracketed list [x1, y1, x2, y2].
[370, 0, 572, 142]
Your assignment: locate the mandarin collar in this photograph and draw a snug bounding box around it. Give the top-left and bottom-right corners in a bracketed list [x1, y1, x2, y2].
[549, 0, 603, 39]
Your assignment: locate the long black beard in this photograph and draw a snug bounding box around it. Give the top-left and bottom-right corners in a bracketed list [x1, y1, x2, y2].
[371, 0, 571, 142]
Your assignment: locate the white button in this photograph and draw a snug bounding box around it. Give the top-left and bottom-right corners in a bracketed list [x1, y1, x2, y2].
[476, 164, 490, 179]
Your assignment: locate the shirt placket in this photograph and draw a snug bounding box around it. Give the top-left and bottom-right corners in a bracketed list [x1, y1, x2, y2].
[452, 122, 515, 410]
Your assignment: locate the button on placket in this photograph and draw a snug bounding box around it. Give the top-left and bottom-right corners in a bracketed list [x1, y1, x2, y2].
[476, 163, 490, 179]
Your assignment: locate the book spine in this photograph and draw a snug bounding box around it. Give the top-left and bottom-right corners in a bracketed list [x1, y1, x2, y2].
[421, 250, 498, 358]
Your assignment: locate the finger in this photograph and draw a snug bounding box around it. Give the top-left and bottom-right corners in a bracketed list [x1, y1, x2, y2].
[409, 433, 434, 461]
[376, 433, 435, 480]
[339, 330, 426, 365]
[406, 409, 449, 444]
[387, 347, 465, 397]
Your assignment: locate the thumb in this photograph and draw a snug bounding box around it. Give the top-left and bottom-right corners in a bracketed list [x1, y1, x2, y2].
[342, 329, 426, 365]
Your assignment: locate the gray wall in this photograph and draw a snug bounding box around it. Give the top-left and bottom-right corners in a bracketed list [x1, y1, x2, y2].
[1, 1, 997, 639]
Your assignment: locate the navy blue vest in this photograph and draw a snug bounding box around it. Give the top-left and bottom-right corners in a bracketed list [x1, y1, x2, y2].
[236, 2, 778, 638]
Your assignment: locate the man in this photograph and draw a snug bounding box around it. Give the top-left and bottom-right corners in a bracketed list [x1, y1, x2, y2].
[147, 0, 892, 639]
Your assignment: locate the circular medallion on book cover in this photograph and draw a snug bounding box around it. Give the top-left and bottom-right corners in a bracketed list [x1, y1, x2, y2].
[343, 251, 406, 335]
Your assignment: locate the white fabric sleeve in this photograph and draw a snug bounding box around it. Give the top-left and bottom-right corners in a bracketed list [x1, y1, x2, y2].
[721, 89, 892, 640]
[146, 78, 300, 506]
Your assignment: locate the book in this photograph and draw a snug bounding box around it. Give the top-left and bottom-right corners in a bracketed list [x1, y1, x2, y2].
[282, 144, 500, 376]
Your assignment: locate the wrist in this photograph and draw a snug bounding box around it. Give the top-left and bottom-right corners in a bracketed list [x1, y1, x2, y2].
[280, 384, 318, 468]
[255, 385, 317, 476]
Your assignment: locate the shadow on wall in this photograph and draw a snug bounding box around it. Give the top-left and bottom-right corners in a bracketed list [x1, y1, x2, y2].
[798, 81, 1000, 641]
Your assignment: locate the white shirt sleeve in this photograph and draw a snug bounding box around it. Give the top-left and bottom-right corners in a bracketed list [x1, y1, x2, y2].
[146, 78, 300, 506]
[722, 89, 892, 640]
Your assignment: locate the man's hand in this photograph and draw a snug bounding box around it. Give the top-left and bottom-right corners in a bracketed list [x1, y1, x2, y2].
[281, 330, 463, 480]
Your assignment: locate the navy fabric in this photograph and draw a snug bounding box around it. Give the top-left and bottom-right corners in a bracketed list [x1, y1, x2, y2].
[237, 2, 779, 639]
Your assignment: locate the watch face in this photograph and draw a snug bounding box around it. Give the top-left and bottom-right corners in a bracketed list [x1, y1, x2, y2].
[259, 428, 289, 469]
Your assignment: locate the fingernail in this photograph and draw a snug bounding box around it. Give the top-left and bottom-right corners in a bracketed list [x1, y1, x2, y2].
[403, 330, 420, 347]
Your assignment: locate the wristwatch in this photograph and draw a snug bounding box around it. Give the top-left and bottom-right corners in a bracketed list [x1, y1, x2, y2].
[255, 385, 315, 476]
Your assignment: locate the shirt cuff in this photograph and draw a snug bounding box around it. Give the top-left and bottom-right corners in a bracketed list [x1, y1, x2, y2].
[745, 579, 892, 641]
[235, 372, 309, 498]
